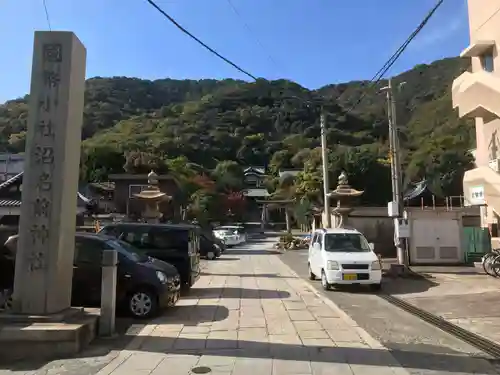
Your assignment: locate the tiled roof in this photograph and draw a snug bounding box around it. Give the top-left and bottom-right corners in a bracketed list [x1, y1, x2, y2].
[0, 199, 21, 207]
[0, 171, 93, 208]
[244, 188, 270, 197]
[0, 172, 23, 190]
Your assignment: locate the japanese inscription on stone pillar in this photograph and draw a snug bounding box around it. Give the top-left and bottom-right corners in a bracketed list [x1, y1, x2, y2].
[26, 43, 62, 272]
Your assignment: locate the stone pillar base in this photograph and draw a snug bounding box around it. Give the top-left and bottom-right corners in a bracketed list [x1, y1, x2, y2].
[0, 308, 98, 363]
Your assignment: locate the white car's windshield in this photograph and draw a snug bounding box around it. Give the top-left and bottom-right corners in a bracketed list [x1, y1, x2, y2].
[324, 233, 371, 253]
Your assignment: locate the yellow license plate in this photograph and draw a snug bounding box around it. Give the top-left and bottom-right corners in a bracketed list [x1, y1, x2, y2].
[342, 274, 357, 281]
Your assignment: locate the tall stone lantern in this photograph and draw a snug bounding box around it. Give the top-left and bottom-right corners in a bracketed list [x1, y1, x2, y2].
[133, 170, 170, 223]
[329, 171, 364, 227]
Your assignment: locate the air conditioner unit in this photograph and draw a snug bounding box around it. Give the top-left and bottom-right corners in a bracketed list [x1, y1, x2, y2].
[489, 158, 499, 172]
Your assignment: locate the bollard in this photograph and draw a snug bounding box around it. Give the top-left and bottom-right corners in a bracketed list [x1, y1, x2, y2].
[99, 249, 117, 337]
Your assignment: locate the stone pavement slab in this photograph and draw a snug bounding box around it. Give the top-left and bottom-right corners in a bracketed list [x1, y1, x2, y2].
[88, 241, 410, 375]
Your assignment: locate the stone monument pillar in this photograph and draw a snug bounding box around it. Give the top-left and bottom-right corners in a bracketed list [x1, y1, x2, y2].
[12, 32, 87, 315]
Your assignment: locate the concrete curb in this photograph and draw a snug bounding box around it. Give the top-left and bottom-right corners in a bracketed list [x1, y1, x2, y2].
[275, 257, 411, 375]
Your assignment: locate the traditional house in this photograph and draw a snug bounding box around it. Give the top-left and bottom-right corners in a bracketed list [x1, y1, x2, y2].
[0, 172, 94, 226]
[0, 154, 24, 182]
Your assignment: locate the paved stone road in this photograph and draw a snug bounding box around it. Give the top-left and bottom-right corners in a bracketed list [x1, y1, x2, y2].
[280, 248, 500, 375]
[91, 240, 410, 375]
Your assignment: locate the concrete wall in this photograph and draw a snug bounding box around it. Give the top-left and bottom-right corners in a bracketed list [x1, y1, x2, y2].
[321, 206, 481, 258]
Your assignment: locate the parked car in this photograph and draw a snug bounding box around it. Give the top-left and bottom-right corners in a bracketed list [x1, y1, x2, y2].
[213, 225, 246, 246]
[0, 232, 181, 318]
[200, 233, 222, 260]
[202, 229, 227, 253]
[99, 223, 200, 290]
[307, 228, 382, 291]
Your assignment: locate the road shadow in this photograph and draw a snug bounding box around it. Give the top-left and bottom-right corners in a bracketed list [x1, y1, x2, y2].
[137, 338, 498, 373]
[2, 324, 498, 373]
[200, 272, 296, 279]
[380, 276, 439, 295]
[227, 249, 282, 255]
[154, 305, 229, 326]
[211, 257, 240, 261]
[22, 336, 493, 374]
[188, 287, 290, 299]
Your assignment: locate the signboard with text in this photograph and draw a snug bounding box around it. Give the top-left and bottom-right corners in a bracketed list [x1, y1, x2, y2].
[469, 185, 485, 205]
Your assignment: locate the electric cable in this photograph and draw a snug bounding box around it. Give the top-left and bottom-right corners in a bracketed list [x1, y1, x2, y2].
[144, 0, 258, 81]
[43, 0, 52, 30]
[225, 0, 282, 73]
[343, 0, 445, 114]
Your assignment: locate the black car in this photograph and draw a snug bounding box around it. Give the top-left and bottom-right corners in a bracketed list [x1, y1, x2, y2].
[200, 233, 222, 260]
[0, 233, 181, 319]
[202, 229, 227, 253]
[99, 223, 200, 290]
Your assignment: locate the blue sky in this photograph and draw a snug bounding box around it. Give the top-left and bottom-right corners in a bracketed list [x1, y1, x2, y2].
[0, 0, 470, 103]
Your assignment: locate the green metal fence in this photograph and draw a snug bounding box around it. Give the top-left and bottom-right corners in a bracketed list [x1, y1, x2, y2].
[463, 227, 491, 264]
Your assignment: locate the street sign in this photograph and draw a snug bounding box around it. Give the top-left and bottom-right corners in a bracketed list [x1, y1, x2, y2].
[469, 185, 485, 205]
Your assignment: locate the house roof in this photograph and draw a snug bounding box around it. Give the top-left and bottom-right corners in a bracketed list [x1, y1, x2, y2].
[279, 170, 301, 179]
[243, 188, 270, 197]
[108, 174, 175, 181]
[243, 166, 266, 175]
[403, 180, 434, 201]
[0, 172, 93, 208]
[0, 171, 23, 190]
[0, 199, 21, 207]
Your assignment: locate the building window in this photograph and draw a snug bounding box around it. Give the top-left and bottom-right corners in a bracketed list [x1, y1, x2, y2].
[129, 184, 149, 198]
[480, 50, 494, 72]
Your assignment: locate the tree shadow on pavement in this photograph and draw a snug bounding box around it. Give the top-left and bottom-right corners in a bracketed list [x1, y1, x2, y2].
[188, 287, 290, 299]
[138, 337, 497, 374]
[226, 249, 282, 255]
[200, 272, 296, 279]
[3, 330, 498, 374]
[154, 305, 229, 326]
[380, 276, 439, 295]
[211, 257, 240, 261]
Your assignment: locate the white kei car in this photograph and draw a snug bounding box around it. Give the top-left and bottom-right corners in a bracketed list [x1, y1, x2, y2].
[308, 228, 382, 291]
[213, 226, 246, 247]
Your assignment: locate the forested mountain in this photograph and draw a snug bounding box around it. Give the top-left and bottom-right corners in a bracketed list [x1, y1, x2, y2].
[0, 56, 475, 205]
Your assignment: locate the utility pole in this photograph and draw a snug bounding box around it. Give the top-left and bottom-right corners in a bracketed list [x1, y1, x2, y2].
[382, 79, 408, 267]
[320, 111, 331, 228]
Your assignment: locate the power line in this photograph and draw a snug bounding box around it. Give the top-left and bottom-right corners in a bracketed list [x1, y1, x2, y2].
[225, 0, 282, 73]
[144, 0, 258, 81]
[42, 0, 51, 31]
[474, 4, 500, 33]
[344, 0, 445, 114]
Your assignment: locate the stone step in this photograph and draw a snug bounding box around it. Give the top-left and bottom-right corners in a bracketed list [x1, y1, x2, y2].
[0, 309, 98, 362]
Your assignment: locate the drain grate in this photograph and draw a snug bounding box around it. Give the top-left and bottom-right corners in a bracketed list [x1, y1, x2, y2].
[191, 366, 212, 374]
[380, 294, 500, 359]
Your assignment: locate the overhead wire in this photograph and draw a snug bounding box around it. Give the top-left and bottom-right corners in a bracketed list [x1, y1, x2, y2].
[225, 0, 282, 74]
[144, 0, 258, 81]
[473, 4, 500, 33]
[343, 0, 445, 114]
[42, 0, 52, 31]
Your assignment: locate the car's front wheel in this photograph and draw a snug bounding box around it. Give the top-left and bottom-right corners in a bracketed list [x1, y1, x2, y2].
[206, 251, 216, 260]
[308, 263, 316, 280]
[321, 270, 331, 290]
[127, 288, 158, 319]
[370, 283, 382, 292]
